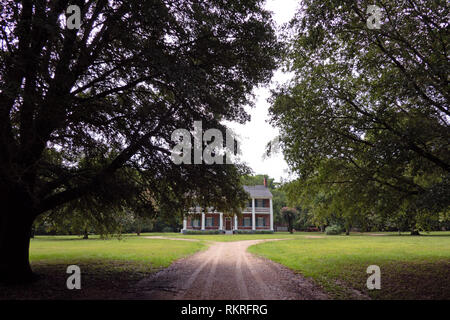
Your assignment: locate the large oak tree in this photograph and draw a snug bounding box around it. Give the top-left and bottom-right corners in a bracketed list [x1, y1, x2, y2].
[0, 0, 279, 282]
[270, 0, 449, 232]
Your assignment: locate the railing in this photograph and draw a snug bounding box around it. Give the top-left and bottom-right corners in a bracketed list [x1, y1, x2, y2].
[243, 207, 270, 213]
[188, 206, 270, 213]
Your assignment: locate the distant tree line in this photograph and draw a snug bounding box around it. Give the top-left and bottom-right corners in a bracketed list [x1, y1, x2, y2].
[32, 213, 182, 238]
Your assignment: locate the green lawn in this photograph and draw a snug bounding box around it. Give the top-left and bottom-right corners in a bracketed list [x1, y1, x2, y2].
[247, 232, 450, 299]
[0, 235, 206, 299]
[3, 232, 449, 300]
[30, 234, 205, 273]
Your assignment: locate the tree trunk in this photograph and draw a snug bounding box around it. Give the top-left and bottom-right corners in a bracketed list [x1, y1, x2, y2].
[137, 219, 142, 236]
[0, 208, 35, 284]
[83, 228, 89, 239]
[410, 230, 420, 236]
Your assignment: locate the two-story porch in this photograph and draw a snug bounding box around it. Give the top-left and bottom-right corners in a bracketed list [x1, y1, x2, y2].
[182, 185, 273, 232]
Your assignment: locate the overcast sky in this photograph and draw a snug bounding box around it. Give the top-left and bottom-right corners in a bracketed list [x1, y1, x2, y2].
[225, 0, 299, 183]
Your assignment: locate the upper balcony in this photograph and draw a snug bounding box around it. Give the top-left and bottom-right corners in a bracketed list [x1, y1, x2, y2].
[243, 206, 270, 213]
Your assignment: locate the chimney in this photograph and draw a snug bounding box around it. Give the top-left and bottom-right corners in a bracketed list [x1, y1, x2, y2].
[263, 177, 267, 187]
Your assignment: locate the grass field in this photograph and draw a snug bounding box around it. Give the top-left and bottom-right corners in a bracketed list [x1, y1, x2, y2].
[1, 235, 205, 300]
[1, 232, 449, 300]
[30, 235, 205, 271]
[248, 232, 450, 299]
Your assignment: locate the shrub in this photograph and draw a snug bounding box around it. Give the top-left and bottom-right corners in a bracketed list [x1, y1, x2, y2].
[325, 225, 342, 235]
[162, 227, 173, 233]
[232, 230, 274, 234]
[182, 230, 224, 235]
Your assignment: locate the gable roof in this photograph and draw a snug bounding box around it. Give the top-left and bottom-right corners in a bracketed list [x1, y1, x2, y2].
[243, 185, 273, 199]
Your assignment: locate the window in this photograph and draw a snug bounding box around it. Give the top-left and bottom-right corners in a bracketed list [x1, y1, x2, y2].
[255, 199, 263, 207]
[243, 217, 251, 227]
[206, 217, 213, 227]
[191, 219, 200, 227]
[257, 217, 265, 227]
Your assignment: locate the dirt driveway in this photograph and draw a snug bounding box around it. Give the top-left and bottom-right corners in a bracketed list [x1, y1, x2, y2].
[129, 239, 328, 300]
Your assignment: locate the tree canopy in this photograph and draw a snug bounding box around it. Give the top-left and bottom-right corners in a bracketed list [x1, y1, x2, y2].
[0, 0, 280, 282]
[270, 0, 449, 234]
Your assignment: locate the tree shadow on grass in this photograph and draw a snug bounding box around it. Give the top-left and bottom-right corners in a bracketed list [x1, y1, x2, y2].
[0, 262, 153, 300]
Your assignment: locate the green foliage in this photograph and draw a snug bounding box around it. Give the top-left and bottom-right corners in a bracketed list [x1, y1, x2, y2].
[0, 0, 280, 221]
[0, 1, 282, 278]
[241, 174, 274, 188]
[325, 225, 343, 235]
[232, 230, 274, 234]
[270, 0, 449, 233]
[281, 207, 298, 233]
[293, 208, 314, 231]
[161, 226, 174, 233]
[271, 188, 287, 224]
[182, 230, 225, 235]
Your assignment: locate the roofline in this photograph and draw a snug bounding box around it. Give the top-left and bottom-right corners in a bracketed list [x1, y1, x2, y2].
[243, 185, 273, 199]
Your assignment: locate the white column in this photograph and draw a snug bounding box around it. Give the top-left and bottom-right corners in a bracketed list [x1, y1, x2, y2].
[270, 198, 274, 231]
[219, 213, 223, 230]
[234, 215, 238, 230]
[183, 217, 187, 230]
[252, 198, 256, 231]
[201, 211, 205, 230]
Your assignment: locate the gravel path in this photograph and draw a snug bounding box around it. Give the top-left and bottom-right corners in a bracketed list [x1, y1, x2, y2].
[129, 239, 329, 300]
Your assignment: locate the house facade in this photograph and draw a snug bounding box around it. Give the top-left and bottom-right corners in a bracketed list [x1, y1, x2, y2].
[182, 185, 273, 233]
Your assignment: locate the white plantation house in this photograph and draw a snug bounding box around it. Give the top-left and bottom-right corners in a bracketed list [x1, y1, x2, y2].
[182, 185, 274, 233]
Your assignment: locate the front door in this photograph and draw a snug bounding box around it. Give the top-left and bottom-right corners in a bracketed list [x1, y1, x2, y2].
[225, 218, 232, 230]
